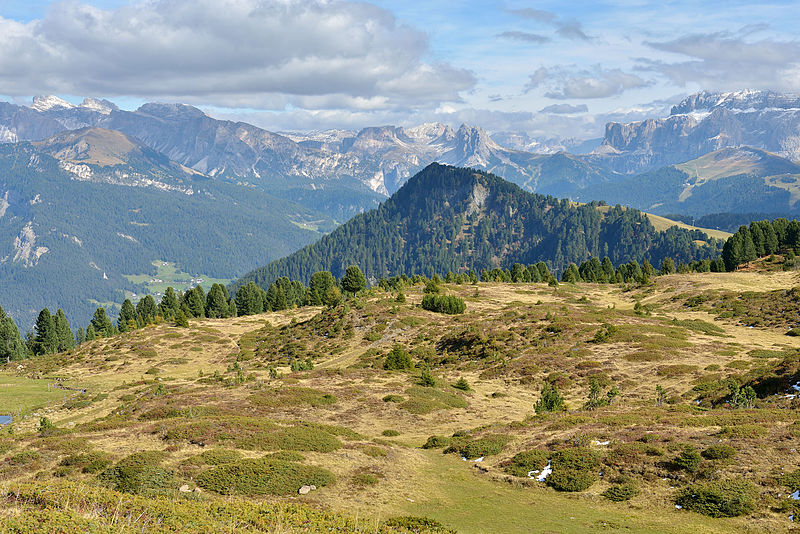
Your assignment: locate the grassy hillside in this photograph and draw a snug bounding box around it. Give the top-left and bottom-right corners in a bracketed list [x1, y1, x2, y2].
[2, 269, 799, 532]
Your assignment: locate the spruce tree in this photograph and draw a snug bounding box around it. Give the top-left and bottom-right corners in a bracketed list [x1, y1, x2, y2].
[0, 305, 28, 361]
[306, 271, 337, 305]
[90, 308, 114, 338]
[33, 308, 57, 355]
[159, 287, 179, 319]
[342, 265, 367, 295]
[54, 309, 74, 352]
[205, 284, 230, 318]
[185, 286, 206, 318]
[136, 295, 157, 324]
[118, 299, 137, 332]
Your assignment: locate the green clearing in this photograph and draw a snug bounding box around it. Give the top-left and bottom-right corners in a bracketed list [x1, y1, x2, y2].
[0, 375, 71, 416]
[123, 260, 231, 302]
[396, 452, 740, 534]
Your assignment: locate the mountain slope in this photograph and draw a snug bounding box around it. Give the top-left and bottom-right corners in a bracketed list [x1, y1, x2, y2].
[233, 164, 722, 289]
[0, 98, 621, 207]
[0, 137, 334, 327]
[578, 147, 800, 217]
[590, 90, 800, 174]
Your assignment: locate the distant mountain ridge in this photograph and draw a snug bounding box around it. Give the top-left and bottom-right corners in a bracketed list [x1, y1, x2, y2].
[592, 90, 800, 173]
[233, 164, 721, 291]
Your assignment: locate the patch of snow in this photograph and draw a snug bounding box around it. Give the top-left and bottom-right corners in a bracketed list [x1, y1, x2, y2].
[675, 505, 683, 510]
[791, 490, 799, 500]
[593, 440, 610, 446]
[528, 460, 552, 482]
[29, 194, 41, 205]
[461, 456, 484, 462]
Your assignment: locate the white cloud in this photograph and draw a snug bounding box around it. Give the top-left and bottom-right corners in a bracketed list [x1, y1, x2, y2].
[641, 29, 800, 92]
[524, 65, 650, 99]
[0, 0, 475, 110]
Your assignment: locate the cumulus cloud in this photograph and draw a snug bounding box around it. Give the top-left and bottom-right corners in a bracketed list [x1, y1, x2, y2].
[641, 29, 800, 92]
[525, 65, 650, 99]
[497, 31, 550, 44]
[0, 0, 475, 110]
[539, 103, 588, 114]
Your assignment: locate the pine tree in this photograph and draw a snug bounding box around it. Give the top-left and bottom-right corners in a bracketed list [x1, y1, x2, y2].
[235, 282, 264, 316]
[136, 295, 157, 324]
[85, 324, 97, 341]
[90, 308, 114, 338]
[75, 327, 86, 344]
[159, 287, 180, 319]
[185, 286, 206, 318]
[341, 265, 367, 295]
[54, 309, 74, 352]
[33, 308, 57, 355]
[306, 271, 337, 305]
[205, 283, 230, 318]
[0, 304, 28, 361]
[118, 299, 137, 332]
[659, 257, 676, 275]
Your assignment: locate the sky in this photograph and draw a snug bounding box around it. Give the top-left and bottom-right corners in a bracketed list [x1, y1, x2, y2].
[1, 0, 799, 140]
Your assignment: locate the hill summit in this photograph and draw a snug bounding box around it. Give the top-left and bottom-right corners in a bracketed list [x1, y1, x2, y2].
[234, 164, 721, 289]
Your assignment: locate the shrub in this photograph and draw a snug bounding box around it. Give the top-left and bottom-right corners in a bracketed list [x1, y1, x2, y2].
[702, 444, 736, 460]
[196, 449, 242, 465]
[603, 483, 639, 502]
[382, 394, 404, 403]
[546, 469, 596, 492]
[458, 434, 510, 459]
[422, 435, 451, 449]
[98, 451, 176, 495]
[384, 345, 413, 370]
[546, 448, 600, 492]
[382, 429, 401, 437]
[452, 377, 470, 391]
[353, 473, 378, 486]
[399, 387, 467, 415]
[534, 383, 564, 414]
[777, 469, 800, 491]
[673, 448, 702, 472]
[197, 458, 334, 495]
[421, 294, 466, 315]
[502, 450, 548, 477]
[60, 451, 112, 474]
[249, 387, 337, 408]
[382, 516, 456, 534]
[674, 479, 757, 517]
[418, 367, 436, 387]
[786, 327, 800, 337]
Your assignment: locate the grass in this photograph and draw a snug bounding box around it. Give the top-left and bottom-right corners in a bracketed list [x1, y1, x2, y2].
[0, 375, 75, 416]
[123, 259, 231, 302]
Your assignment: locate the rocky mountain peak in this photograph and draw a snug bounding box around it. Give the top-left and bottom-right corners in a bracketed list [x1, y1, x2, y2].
[79, 98, 119, 115]
[670, 90, 800, 116]
[31, 95, 75, 112]
[136, 102, 208, 120]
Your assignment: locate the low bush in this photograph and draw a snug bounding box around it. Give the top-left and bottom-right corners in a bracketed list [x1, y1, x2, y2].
[455, 434, 510, 459]
[249, 387, 337, 408]
[382, 516, 456, 534]
[195, 449, 242, 465]
[701, 444, 736, 460]
[421, 294, 466, 315]
[546, 448, 600, 492]
[197, 458, 334, 495]
[98, 451, 176, 495]
[383, 394, 404, 403]
[382, 429, 401, 437]
[672, 448, 702, 472]
[501, 450, 548, 477]
[422, 435, 451, 449]
[602, 483, 639, 502]
[399, 387, 467, 415]
[60, 451, 112, 474]
[674, 479, 757, 517]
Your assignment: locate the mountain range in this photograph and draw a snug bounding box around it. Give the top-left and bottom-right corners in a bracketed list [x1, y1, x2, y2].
[2, 89, 800, 327]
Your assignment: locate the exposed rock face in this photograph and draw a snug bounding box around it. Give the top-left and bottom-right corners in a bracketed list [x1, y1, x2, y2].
[0, 97, 616, 199]
[592, 90, 800, 173]
[12, 222, 48, 267]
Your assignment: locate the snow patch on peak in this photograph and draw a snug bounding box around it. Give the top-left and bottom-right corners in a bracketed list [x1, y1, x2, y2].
[31, 95, 75, 112]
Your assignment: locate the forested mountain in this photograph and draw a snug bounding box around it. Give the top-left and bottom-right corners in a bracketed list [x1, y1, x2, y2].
[0, 136, 333, 328]
[578, 147, 800, 218]
[233, 164, 722, 290]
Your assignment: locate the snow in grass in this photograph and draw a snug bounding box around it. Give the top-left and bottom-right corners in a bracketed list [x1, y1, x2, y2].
[528, 460, 552, 482]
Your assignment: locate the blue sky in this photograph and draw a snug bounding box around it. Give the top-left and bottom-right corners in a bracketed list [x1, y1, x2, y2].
[1, 0, 799, 139]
